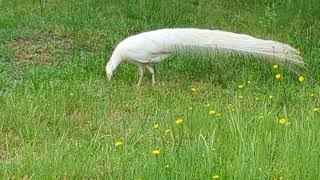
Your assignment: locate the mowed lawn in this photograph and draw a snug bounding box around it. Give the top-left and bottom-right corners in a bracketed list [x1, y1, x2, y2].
[1, 0, 320, 179]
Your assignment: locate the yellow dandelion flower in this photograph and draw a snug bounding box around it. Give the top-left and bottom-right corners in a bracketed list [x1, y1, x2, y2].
[309, 93, 315, 97]
[231, 108, 236, 112]
[296, 48, 301, 55]
[238, 96, 244, 101]
[165, 128, 171, 134]
[165, 164, 170, 169]
[298, 76, 305, 82]
[191, 87, 198, 93]
[152, 149, 160, 155]
[255, 97, 260, 101]
[176, 117, 184, 125]
[115, 141, 124, 147]
[238, 84, 244, 89]
[269, 95, 273, 100]
[153, 124, 160, 129]
[275, 73, 282, 80]
[273, 64, 279, 69]
[212, 175, 220, 179]
[314, 107, 320, 112]
[209, 110, 216, 115]
[278, 118, 287, 125]
[273, 176, 283, 180]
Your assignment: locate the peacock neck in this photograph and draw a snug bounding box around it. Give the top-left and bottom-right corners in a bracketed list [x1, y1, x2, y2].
[109, 50, 123, 72]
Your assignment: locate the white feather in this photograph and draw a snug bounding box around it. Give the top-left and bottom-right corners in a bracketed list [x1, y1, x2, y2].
[106, 28, 303, 85]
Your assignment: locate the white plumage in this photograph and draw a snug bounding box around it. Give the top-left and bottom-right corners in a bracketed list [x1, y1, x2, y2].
[106, 28, 303, 85]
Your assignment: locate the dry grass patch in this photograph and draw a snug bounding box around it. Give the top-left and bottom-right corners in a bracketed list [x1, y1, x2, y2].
[6, 31, 74, 65]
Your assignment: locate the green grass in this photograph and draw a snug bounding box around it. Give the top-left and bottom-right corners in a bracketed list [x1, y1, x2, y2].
[1, 0, 320, 179]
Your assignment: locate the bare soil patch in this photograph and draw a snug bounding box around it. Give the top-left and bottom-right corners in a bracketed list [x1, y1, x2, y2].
[6, 31, 74, 65]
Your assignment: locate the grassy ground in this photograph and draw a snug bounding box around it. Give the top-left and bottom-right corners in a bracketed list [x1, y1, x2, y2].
[1, 0, 320, 179]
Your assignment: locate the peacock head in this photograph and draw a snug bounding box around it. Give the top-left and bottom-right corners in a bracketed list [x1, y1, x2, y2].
[106, 50, 123, 81]
[106, 62, 113, 81]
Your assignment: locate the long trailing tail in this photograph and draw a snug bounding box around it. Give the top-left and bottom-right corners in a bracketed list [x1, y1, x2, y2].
[223, 39, 304, 66]
[166, 29, 304, 66]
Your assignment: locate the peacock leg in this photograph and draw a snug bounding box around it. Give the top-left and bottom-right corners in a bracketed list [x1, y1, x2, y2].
[145, 65, 156, 86]
[137, 65, 144, 86]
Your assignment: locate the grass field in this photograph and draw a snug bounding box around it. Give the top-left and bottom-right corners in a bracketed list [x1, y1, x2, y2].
[1, 0, 320, 179]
